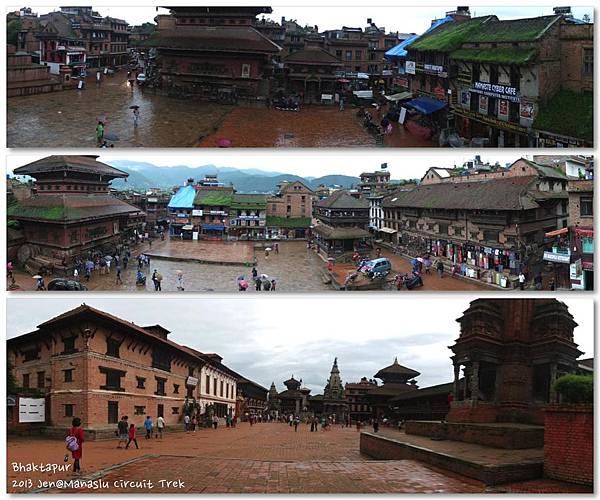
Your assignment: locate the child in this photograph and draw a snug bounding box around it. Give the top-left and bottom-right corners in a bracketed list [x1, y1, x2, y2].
[66, 417, 84, 474]
[126, 423, 139, 449]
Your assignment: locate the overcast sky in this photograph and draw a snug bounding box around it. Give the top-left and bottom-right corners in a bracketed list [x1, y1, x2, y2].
[7, 4, 594, 31]
[6, 297, 593, 393]
[8, 152, 536, 179]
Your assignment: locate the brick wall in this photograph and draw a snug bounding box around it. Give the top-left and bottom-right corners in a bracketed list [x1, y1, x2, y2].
[567, 180, 593, 227]
[544, 404, 593, 485]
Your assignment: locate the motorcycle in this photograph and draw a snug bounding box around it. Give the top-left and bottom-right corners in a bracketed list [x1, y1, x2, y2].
[136, 273, 147, 287]
[405, 274, 424, 290]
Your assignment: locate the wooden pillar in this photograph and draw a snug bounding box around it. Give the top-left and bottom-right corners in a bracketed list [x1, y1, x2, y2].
[471, 361, 480, 402]
[453, 363, 460, 398]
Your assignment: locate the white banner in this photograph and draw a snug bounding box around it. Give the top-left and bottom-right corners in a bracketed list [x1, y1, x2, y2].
[19, 398, 45, 423]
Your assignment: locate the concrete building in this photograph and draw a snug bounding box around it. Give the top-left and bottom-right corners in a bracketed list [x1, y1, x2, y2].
[7, 305, 241, 437]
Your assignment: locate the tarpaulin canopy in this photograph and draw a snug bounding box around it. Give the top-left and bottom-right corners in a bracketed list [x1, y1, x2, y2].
[405, 96, 446, 115]
[167, 184, 196, 209]
[545, 227, 569, 238]
[202, 224, 225, 231]
[385, 91, 413, 102]
[384, 16, 453, 61]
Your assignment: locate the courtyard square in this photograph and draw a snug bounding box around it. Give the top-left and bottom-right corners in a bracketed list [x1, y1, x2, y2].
[8, 423, 486, 494]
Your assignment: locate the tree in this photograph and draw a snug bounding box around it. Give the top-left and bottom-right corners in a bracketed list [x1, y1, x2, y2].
[7, 360, 19, 394]
[7, 19, 22, 47]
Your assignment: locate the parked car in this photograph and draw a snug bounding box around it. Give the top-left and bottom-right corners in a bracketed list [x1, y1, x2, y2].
[359, 257, 392, 277]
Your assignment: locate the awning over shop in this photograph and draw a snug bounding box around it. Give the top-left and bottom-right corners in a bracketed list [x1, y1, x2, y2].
[405, 96, 446, 115]
[545, 227, 569, 238]
[385, 91, 412, 102]
[379, 227, 397, 234]
[181, 224, 194, 230]
[202, 224, 225, 231]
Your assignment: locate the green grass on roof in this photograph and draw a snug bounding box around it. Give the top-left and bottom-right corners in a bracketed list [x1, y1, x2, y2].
[467, 16, 559, 43]
[7, 204, 69, 220]
[450, 47, 537, 65]
[266, 216, 311, 228]
[194, 192, 234, 206]
[533, 90, 593, 143]
[409, 17, 491, 52]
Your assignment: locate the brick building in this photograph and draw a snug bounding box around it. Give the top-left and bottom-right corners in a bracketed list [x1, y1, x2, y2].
[266, 181, 314, 238]
[146, 6, 281, 100]
[236, 378, 268, 418]
[402, 10, 593, 147]
[7, 305, 246, 436]
[382, 158, 569, 287]
[345, 377, 378, 423]
[313, 190, 371, 257]
[7, 156, 144, 273]
[229, 194, 268, 239]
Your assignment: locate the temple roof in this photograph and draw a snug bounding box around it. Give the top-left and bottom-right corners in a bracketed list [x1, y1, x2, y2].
[146, 26, 281, 54]
[316, 190, 369, 209]
[13, 155, 129, 180]
[312, 224, 371, 240]
[284, 46, 342, 66]
[7, 194, 141, 223]
[374, 358, 420, 380]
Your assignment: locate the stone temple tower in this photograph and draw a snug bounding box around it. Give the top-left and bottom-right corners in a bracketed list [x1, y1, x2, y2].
[323, 358, 347, 422]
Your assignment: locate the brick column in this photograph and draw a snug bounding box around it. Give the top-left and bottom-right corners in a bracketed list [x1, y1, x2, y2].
[453, 363, 460, 400]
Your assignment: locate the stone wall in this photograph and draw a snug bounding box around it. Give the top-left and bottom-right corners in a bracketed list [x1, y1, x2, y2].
[543, 404, 593, 485]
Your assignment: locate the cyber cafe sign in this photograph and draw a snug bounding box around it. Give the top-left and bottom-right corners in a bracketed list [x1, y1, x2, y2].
[471, 81, 520, 103]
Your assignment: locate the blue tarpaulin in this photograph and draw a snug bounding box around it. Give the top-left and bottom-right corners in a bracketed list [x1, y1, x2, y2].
[167, 185, 196, 209]
[384, 16, 453, 61]
[406, 96, 446, 114]
[202, 224, 225, 231]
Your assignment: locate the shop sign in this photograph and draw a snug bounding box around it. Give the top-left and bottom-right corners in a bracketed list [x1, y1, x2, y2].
[536, 131, 586, 148]
[520, 100, 534, 120]
[471, 81, 520, 102]
[393, 77, 409, 87]
[460, 90, 470, 108]
[498, 99, 509, 118]
[570, 259, 583, 279]
[543, 251, 571, 263]
[191, 209, 203, 216]
[478, 95, 488, 114]
[186, 376, 198, 387]
[423, 64, 447, 77]
[405, 61, 416, 75]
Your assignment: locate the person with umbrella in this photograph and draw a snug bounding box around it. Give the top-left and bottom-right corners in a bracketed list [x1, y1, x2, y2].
[34, 275, 45, 291]
[95, 121, 104, 145]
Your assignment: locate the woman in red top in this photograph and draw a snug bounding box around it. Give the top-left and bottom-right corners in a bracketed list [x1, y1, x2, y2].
[126, 423, 139, 449]
[69, 417, 84, 473]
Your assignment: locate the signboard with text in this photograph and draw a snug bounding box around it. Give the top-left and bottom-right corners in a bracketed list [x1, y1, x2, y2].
[520, 101, 534, 120]
[471, 81, 520, 103]
[405, 61, 416, 75]
[478, 95, 489, 114]
[19, 398, 45, 423]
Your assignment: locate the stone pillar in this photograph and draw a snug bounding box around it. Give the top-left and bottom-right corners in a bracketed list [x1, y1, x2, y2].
[295, 399, 300, 415]
[471, 361, 480, 402]
[549, 363, 558, 403]
[453, 363, 460, 399]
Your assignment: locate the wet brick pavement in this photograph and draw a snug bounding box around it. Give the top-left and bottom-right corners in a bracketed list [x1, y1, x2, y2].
[8, 74, 436, 148]
[7, 423, 485, 493]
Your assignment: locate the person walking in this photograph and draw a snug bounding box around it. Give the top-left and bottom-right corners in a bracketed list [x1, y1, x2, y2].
[252, 267, 258, 280]
[293, 416, 299, 432]
[373, 419, 379, 433]
[66, 417, 84, 474]
[115, 264, 122, 285]
[184, 414, 190, 433]
[212, 415, 219, 430]
[95, 121, 104, 145]
[519, 272, 526, 291]
[133, 107, 140, 127]
[191, 415, 197, 433]
[117, 416, 129, 448]
[144, 416, 153, 439]
[126, 423, 139, 449]
[436, 260, 444, 278]
[339, 95, 345, 111]
[156, 415, 165, 439]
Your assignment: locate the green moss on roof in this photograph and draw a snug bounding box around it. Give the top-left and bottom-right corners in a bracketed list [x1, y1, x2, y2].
[450, 47, 537, 65]
[231, 194, 267, 210]
[7, 204, 70, 220]
[533, 90, 593, 143]
[193, 191, 234, 206]
[409, 16, 493, 52]
[266, 216, 311, 228]
[468, 15, 560, 43]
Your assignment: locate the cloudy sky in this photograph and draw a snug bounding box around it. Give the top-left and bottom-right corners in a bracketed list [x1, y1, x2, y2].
[8, 152, 535, 179]
[6, 297, 593, 393]
[8, 4, 594, 31]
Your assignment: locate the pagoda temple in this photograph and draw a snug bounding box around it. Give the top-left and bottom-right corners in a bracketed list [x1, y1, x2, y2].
[8, 155, 144, 272]
[367, 357, 420, 419]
